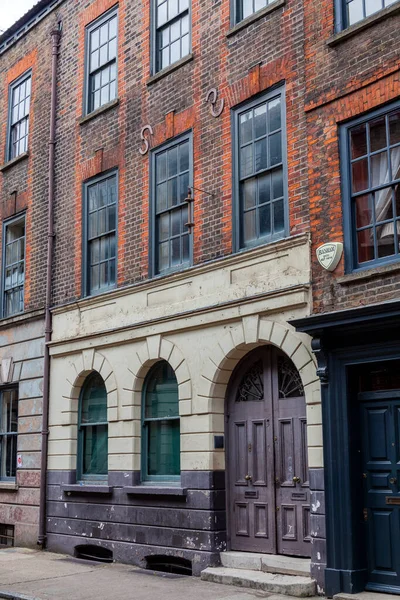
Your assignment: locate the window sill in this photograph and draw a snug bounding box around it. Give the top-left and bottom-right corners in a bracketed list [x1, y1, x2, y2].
[147, 54, 194, 86]
[124, 486, 187, 497]
[226, 0, 285, 37]
[62, 484, 112, 494]
[0, 151, 29, 173]
[337, 261, 400, 285]
[79, 98, 120, 126]
[327, 3, 400, 47]
[0, 482, 18, 491]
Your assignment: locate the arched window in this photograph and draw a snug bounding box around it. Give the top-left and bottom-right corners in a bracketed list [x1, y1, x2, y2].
[78, 372, 108, 481]
[142, 361, 180, 481]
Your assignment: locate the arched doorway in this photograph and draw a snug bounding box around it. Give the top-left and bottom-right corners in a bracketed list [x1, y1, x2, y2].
[226, 345, 310, 557]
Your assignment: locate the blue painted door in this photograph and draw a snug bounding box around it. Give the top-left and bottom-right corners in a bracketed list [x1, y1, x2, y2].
[360, 393, 400, 592]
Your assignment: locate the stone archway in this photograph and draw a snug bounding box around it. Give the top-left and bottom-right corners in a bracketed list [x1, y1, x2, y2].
[197, 315, 319, 416]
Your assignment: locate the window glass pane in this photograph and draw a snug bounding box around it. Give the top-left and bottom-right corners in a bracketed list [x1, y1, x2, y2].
[348, 0, 364, 25]
[181, 34, 189, 57]
[389, 111, 400, 146]
[179, 142, 189, 172]
[171, 236, 181, 265]
[240, 145, 253, 178]
[145, 361, 179, 419]
[352, 158, 369, 192]
[365, 0, 380, 16]
[254, 104, 267, 139]
[355, 194, 372, 228]
[377, 231, 395, 258]
[243, 209, 257, 244]
[109, 259, 116, 285]
[272, 169, 284, 199]
[182, 232, 189, 261]
[109, 15, 117, 38]
[268, 97, 281, 132]
[169, 0, 179, 19]
[170, 40, 180, 64]
[273, 199, 285, 233]
[168, 146, 178, 177]
[260, 203, 271, 237]
[179, 172, 190, 202]
[269, 132, 282, 166]
[370, 117, 387, 153]
[90, 239, 100, 265]
[91, 28, 100, 51]
[171, 209, 181, 236]
[357, 228, 374, 263]
[240, 111, 253, 145]
[147, 419, 180, 476]
[90, 50, 99, 72]
[158, 213, 170, 241]
[371, 151, 389, 187]
[259, 173, 271, 205]
[157, 182, 168, 212]
[81, 374, 107, 424]
[242, 0, 253, 18]
[255, 138, 267, 172]
[255, 0, 266, 11]
[159, 241, 169, 270]
[82, 423, 108, 476]
[243, 178, 256, 209]
[158, 2, 168, 26]
[351, 124, 367, 159]
[168, 178, 178, 207]
[91, 265, 99, 290]
[170, 20, 180, 41]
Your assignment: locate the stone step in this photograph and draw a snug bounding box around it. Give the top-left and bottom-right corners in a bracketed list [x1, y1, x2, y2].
[201, 567, 317, 597]
[334, 593, 400, 600]
[220, 551, 311, 577]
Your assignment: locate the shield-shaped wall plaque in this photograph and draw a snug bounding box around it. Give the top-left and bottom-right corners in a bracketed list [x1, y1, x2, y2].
[316, 242, 343, 272]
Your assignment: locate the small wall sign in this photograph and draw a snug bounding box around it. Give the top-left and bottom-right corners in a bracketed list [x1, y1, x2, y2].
[316, 242, 343, 272]
[17, 454, 22, 469]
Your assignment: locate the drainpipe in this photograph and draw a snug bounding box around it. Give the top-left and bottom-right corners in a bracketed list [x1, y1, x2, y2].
[38, 26, 61, 548]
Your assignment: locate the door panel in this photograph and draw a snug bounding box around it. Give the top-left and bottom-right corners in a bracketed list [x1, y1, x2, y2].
[227, 347, 310, 556]
[360, 398, 400, 591]
[275, 354, 310, 557]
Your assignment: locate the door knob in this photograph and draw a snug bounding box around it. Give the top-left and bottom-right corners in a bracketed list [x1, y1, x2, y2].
[244, 474, 252, 481]
[390, 477, 397, 485]
[293, 476, 301, 484]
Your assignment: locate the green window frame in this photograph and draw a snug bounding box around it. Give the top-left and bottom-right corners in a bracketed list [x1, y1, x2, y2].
[77, 372, 108, 482]
[0, 388, 18, 481]
[150, 133, 192, 275]
[142, 361, 180, 482]
[233, 86, 288, 251]
[336, 0, 399, 31]
[83, 171, 118, 296]
[84, 7, 118, 115]
[2, 215, 25, 318]
[7, 71, 31, 162]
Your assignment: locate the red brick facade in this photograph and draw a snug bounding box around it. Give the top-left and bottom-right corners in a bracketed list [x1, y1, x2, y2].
[50, 0, 308, 304]
[304, 2, 400, 313]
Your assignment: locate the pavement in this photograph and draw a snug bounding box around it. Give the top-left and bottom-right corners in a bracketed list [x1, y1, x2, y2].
[0, 547, 295, 600]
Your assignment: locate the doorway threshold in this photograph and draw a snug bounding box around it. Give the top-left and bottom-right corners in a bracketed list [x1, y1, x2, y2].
[220, 551, 311, 577]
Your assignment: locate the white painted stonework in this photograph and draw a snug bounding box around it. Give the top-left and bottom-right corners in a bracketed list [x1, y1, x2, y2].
[47, 233, 323, 474]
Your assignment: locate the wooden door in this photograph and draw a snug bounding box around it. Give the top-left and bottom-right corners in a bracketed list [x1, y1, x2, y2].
[227, 349, 276, 552]
[274, 353, 311, 557]
[227, 347, 310, 557]
[360, 392, 400, 592]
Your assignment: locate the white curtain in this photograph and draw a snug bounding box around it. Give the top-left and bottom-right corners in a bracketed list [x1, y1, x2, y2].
[372, 146, 400, 241]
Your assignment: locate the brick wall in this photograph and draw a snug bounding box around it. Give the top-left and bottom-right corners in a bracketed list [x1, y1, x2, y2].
[304, 1, 400, 313]
[51, 0, 309, 304]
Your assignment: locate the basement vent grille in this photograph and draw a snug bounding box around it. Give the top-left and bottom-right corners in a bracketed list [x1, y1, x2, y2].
[0, 524, 14, 547]
[74, 544, 113, 563]
[146, 555, 192, 576]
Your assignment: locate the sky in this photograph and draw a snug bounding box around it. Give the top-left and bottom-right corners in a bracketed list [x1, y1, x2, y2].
[0, 1, 37, 34]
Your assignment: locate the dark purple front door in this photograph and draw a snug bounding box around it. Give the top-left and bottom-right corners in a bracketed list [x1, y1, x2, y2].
[227, 346, 311, 557]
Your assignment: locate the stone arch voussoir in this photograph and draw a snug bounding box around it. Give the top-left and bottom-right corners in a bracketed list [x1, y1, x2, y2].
[128, 334, 192, 417]
[198, 315, 319, 414]
[61, 349, 119, 425]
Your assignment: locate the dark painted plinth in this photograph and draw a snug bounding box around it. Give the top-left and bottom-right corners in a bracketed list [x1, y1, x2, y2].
[309, 468, 326, 592]
[46, 470, 226, 576]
